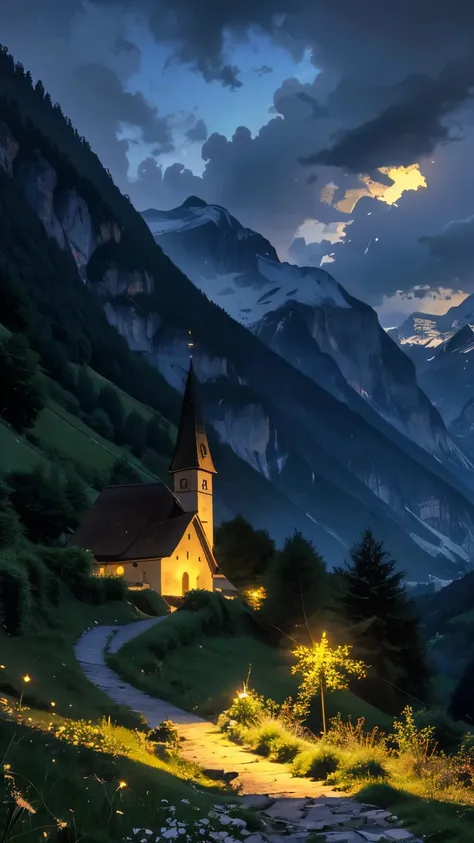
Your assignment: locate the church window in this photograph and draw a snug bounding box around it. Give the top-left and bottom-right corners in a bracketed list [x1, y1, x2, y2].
[180, 478, 188, 490]
[99, 567, 105, 576]
[182, 572, 190, 595]
[176, 555, 179, 560]
[198, 556, 201, 562]
[202, 479, 208, 490]
[188, 533, 191, 540]
[200, 443, 207, 457]
[116, 565, 125, 576]
[186, 551, 189, 559]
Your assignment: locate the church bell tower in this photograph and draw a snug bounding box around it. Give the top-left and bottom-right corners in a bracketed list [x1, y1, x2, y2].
[169, 359, 216, 548]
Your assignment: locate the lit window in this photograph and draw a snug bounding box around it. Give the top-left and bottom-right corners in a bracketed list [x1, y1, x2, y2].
[202, 479, 208, 490]
[99, 567, 105, 576]
[188, 533, 191, 540]
[186, 551, 189, 560]
[116, 565, 125, 576]
[200, 443, 207, 458]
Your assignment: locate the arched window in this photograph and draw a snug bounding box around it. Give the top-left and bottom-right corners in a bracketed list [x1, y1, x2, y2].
[182, 572, 190, 596]
[200, 443, 207, 457]
[116, 565, 125, 576]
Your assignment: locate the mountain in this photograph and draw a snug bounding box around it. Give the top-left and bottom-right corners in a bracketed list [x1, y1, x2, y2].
[2, 49, 474, 580]
[143, 198, 470, 477]
[389, 297, 474, 452]
[388, 294, 474, 366]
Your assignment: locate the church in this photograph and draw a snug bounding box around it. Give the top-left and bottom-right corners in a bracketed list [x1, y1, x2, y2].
[70, 361, 236, 598]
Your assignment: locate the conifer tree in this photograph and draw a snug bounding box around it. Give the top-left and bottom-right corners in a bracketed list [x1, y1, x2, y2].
[97, 385, 125, 441]
[337, 528, 429, 711]
[123, 411, 147, 455]
[449, 656, 474, 724]
[263, 531, 327, 636]
[0, 333, 44, 430]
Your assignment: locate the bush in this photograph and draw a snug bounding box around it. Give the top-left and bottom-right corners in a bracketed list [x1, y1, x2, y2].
[0, 554, 32, 634]
[414, 708, 466, 754]
[179, 589, 237, 636]
[88, 408, 114, 441]
[39, 545, 93, 587]
[246, 719, 304, 761]
[292, 745, 341, 780]
[218, 689, 265, 730]
[74, 574, 127, 605]
[334, 748, 388, 783]
[148, 720, 179, 748]
[127, 589, 169, 617]
[21, 550, 58, 607]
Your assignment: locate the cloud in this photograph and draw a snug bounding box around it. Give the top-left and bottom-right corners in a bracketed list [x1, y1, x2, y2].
[420, 215, 474, 284]
[303, 61, 474, 172]
[254, 65, 273, 76]
[185, 117, 209, 142]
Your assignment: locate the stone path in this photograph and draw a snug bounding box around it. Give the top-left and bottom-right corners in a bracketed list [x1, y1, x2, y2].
[75, 619, 422, 842]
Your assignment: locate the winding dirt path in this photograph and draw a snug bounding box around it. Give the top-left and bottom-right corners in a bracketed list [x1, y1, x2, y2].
[76, 618, 338, 798]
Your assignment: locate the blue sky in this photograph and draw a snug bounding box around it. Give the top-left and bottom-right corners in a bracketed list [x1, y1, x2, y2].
[125, 26, 317, 177]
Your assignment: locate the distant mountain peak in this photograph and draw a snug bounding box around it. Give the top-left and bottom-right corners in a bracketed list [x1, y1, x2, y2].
[441, 323, 474, 355]
[180, 195, 208, 209]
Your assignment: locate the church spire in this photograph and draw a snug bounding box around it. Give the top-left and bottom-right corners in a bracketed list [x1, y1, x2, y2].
[169, 359, 216, 475]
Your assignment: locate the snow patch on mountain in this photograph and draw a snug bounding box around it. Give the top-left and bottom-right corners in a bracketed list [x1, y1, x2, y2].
[406, 506, 470, 563]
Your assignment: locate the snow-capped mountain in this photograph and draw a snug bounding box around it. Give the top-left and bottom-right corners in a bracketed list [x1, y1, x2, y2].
[388, 294, 474, 366]
[143, 197, 471, 477]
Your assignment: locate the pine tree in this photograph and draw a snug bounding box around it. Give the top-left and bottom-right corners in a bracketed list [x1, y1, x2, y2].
[337, 528, 429, 711]
[263, 531, 327, 636]
[146, 414, 173, 457]
[0, 333, 44, 430]
[449, 656, 474, 724]
[214, 515, 275, 585]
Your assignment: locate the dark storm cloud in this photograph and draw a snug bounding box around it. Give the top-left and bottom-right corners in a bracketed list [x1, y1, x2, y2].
[305, 61, 474, 172]
[254, 65, 273, 76]
[185, 118, 208, 143]
[73, 63, 174, 149]
[420, 216, 474, 284]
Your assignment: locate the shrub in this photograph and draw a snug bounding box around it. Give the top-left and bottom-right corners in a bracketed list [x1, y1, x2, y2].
[414, 708, 466, 753]
[0, 554, 32, 634]
[334, 748, 388, 783]
[391, 706, 436, 763]
[326, 714, 386, 751]
[244, 718, 305, 761]
[74, 574, 127, 605]
[39, 546, 93, 587]
[21, 550, 57, 607]
[127, 589, 169, 617]
[248, 721, 285, 756]
[148, 720, 179, 748]
[292, 745, 341, 780]
[219, 689, 265, 730]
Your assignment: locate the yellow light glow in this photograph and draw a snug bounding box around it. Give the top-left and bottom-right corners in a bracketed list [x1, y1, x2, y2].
[23, 674, 31, 683]
[116, 565, 125, 576]
[334, 164, 427, 214]
[118, 781, 127, 789]
[51, 701, 56, 707]
[237, 691, 249, 699]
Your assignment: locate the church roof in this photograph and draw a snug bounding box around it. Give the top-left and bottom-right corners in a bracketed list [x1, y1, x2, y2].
[69, 482, 195, 562]
[169, 359, 216, 475]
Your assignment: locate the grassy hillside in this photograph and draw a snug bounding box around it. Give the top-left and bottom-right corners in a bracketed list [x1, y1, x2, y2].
[110, 602, 393, 733]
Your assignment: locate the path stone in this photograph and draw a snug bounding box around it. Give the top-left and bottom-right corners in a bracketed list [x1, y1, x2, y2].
[75, 619, 423, 843]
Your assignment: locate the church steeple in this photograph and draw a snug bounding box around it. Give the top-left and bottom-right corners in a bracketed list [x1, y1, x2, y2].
[169, 359, 216, 548]
[169, 359, 216, 475]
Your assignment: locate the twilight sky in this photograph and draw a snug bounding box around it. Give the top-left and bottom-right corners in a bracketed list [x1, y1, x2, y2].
[2, 0, 474, 325]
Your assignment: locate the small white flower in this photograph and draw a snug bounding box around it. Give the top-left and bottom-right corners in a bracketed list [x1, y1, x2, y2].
[181, 799, 191, 805]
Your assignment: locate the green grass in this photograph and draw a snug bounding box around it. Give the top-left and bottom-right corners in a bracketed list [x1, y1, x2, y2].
[0, 422, 47, 473]
[111, 620, 391, 731]
[357, 783, 474, 843]
[0, 597, 147, 727]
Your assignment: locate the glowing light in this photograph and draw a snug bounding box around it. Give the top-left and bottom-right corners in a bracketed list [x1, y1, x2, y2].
[237, 691, 249, 699]
[23, 675, 31, 683]
[334, 164, 427, 214]
[118, 781, 127, 789]
[51, 701, 56, 707]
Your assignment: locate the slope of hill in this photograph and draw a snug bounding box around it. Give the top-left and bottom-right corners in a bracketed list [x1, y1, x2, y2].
[2, 48, 474, 577]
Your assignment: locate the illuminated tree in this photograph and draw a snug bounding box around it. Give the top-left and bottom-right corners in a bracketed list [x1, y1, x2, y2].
[292, 632, 368, 733]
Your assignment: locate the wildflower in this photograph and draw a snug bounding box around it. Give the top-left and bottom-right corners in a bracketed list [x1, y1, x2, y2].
[181, 799, 190, 805]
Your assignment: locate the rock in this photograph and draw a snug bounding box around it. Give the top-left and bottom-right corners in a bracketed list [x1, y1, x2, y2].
[239, 795, 274, 810]
[203, 768, 226, 780]
[223, 771, 239, 783]
[0, 122, 19, 174]
[358, 832, 390, 842]
[265, 799, 310, 822]
[384, 832, 414, 841]
[17, 153, 66, 249]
